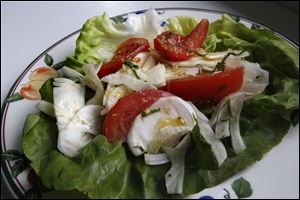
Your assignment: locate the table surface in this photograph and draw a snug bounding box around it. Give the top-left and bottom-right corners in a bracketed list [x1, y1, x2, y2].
[1, 1, 299, 199]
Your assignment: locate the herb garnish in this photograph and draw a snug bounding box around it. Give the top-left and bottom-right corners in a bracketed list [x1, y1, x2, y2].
[213, 51, 245, 72]
[124, 59, 139, 69]
[133, 145, 145, 152]
[142, 108, 161, 117]
[124, 59, 141, 79]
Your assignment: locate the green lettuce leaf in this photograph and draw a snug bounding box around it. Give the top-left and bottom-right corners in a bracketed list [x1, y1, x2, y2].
[22, 109, 292, 198]
[30, 133, 144, 198]
[22, 113, 58, 172]
[185, 124, 218, 170]
[68, 9, 164, 71]
[167, 16, 199, 36]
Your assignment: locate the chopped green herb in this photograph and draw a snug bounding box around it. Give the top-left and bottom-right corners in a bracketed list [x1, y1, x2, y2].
[123, 60, 141, 79]
[44, 53, 54, 66]
[213, 51, 246, 72]
[133, 146, 145, 152]
[5, 93, 23, 103]
[142, 108, 161, 117]
[131, 68, 140, 79]
[124, 60, 139, 69]
[194, 51, 208, 57]
[255, 75, 263, 79]
[231, 177, 253, 198]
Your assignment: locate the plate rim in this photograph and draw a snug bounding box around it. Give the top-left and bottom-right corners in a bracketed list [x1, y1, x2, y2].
[1, 7, 299, 199]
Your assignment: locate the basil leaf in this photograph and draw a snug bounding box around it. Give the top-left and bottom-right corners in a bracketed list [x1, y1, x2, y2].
[5, 93, 23, 103]
[44, 54, 54, 66]
[231, 177, 253, 198]
[52, 60, 65, 70]
[1, 150, 23, 161]
[11, 158, 30, 178]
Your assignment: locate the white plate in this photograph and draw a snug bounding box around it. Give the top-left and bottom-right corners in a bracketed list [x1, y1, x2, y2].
[1, 8, 299, 199]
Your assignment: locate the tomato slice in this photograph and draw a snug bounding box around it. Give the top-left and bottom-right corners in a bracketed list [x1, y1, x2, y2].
[154, 19, 209, 61]
[154, 32, 190, 61]
[97, 38, 150, 78]
[161, 68, 244, 109]
[103, 89, 173, 142]
[182, 18, 209, 52]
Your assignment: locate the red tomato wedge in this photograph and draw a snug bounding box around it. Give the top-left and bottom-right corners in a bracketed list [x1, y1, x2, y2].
[103, 89, 173, 143]
[161, 67, 244, 109]
[154, 19, 209, 61]
[97, 38, 150, 78]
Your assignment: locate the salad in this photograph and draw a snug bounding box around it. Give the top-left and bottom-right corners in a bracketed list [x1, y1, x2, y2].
[3, 8, 299, 198]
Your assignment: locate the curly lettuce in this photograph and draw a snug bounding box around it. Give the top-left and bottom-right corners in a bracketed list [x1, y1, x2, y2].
[66, 9, 164, 71]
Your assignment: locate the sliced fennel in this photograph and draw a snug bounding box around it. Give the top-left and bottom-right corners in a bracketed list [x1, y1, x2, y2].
[101, 85, 131, 115]
[58, 66, 84, 79]
[82, 64, 105, 105]
[35, 100, 55, 117]
[164, 134, 191, 194]
[188, 102, 227, 166]
[210, 60, 269, 154]
[144, 153, 170, 165]
[101, 73, 155, 91]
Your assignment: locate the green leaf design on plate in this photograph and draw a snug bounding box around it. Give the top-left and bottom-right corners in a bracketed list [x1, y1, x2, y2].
[251, 23, 261, 30]
[11, 157, 30, 178]
[223, 188, 231, 199]
[1, 150, 23, 161]
[111, 16, 125, 24]
[230, 14, 240, 23]
[5, 92, 24, 103]
[52, 60, 65, 70]
[231, 177, 253, 198]
[44, 53, 54, 66]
